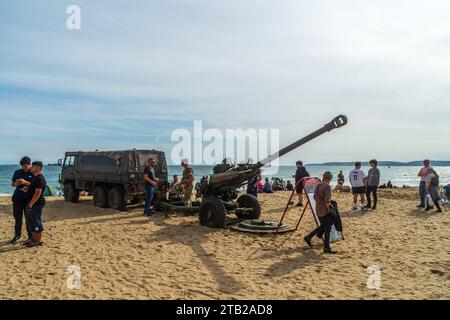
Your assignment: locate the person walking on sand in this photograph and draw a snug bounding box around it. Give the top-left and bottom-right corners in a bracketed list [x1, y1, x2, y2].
[417, 159, 430, 208]
[9, 156, 34, 244]
[294, 161, 310, 207]
[349, 162, 367, 211]
[303, 171, 337, 254]
[425, 167, 442, 213]
[143, 158, 159, 216]
[365, 159, 381, 210]
[25, 161, 47, 248]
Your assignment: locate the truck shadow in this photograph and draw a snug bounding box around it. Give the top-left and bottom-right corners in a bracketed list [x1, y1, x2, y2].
[145, 219, 245, 295]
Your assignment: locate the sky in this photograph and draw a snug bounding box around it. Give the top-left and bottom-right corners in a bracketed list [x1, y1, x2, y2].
[0, 0, 449, 165]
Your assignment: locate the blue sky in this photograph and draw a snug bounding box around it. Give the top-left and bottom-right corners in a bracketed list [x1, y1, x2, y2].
[1, 0, 449, 165]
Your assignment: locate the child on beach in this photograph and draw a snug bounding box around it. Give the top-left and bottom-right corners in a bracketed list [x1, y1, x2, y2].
[294, 161, 310, 207]
[349, 162, 367, 211]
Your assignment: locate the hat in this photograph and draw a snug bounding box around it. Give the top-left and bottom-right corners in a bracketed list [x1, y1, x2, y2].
[323, 171, 333, 180]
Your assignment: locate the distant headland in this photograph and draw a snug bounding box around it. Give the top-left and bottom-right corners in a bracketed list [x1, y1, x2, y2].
[307, 160, 450, 167]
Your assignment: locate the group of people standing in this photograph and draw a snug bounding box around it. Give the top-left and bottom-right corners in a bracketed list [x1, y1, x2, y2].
[417, 159, 443, 213]
[9, 157, 47, 248]
[142, 158, 194, 216]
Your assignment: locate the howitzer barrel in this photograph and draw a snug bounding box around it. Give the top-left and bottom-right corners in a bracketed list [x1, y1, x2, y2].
[259, 115, 348, 166]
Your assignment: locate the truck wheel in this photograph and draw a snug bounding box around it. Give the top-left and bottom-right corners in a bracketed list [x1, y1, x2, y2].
[108, 187, 126, 211]
[236, 194, 261, 220]
[199, 196, 226, 228]
[64, 183, 80, 203]
[93, 186, 109, 208]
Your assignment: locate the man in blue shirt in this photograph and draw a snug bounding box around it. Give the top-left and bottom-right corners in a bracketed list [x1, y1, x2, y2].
[10, 157, 34, 244]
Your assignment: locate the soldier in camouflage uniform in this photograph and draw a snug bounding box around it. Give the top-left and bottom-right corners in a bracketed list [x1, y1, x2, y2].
[173, 159, 194, 207]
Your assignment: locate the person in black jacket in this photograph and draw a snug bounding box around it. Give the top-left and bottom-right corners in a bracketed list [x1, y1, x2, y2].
[9, 157, 34, 244]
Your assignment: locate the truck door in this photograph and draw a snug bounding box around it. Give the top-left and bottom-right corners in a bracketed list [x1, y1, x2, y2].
[62, 155, 77, 184]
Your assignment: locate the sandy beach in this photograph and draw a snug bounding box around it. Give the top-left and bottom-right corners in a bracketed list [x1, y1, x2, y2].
[0, 188, 449, 300]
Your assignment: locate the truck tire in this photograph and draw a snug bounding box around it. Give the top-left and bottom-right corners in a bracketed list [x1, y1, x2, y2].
[236, 194, 261, 220]
[199, 196, 226, 228]
[64, 182, 80, 203]
[93, 186, 109, 208]
[108, 187, 126, 211]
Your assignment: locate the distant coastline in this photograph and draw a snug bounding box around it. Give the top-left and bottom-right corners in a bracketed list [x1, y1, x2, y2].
[307, 160, 450, 167]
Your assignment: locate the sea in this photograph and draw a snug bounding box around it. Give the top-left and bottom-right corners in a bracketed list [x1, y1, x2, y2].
[1, 164, 450, 196]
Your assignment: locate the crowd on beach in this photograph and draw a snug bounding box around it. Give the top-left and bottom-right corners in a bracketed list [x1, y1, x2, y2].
[6, 155, 449, 254]
[244, 159, 449, 254]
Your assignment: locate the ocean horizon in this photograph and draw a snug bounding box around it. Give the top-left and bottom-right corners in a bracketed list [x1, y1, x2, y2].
[1, 164, 449, 196]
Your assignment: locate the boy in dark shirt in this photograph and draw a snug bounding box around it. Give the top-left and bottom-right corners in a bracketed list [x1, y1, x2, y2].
[26, 161, 47, 247]
[10, 156, 34, 244]
[294, 161, 310, 207]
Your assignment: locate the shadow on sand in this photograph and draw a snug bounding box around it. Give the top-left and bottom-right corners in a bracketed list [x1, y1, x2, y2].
[145, 218, 245, 295]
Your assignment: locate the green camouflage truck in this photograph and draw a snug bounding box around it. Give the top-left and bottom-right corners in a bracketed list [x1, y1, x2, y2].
[59, 150, 168, 210]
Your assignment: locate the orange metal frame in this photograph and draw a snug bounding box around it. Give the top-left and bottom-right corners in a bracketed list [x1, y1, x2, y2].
[275, 177, 322, 235]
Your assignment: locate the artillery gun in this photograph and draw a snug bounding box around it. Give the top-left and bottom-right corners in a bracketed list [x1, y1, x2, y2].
[198, 115, 348, 228]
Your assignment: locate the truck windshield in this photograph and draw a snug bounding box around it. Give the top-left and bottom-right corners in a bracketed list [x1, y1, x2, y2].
[64, 156, 76, 167]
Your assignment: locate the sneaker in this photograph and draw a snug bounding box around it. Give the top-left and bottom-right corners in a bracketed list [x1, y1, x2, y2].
[303, 236, 313, 248]
[362, 206, 369, 211]
[9, 235, 21, 244]
[296, 203, 303, 207]
[417, 204, 425, 208]
[324, 247, 337, 254]
[436, 209, 442, 213]
[425, 206, 433, 211]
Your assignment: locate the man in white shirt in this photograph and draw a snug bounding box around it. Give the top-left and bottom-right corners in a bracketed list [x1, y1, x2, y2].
[349, 161, 367, 210]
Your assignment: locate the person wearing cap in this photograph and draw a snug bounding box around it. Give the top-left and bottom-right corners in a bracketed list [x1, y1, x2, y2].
[9, 156, 34, 244]
[25, 161, 47, 247]
[180, 159, 194, 207]
[303, 171, 337, 254]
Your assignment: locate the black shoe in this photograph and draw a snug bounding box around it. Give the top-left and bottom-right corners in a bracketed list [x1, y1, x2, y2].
[303, 236, 313, 248]
[9, 235, 21, 244]
[296, 203, 303, 207]
[324, 247, 337, 254]
[436, 209, 442, 213]
[425, 206, 433, 211]
[417, 204, 425, 208]
[371, 206, 377, 210]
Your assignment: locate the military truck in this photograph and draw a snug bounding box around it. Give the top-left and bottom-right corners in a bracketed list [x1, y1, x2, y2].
[59, 150, 168, 210]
